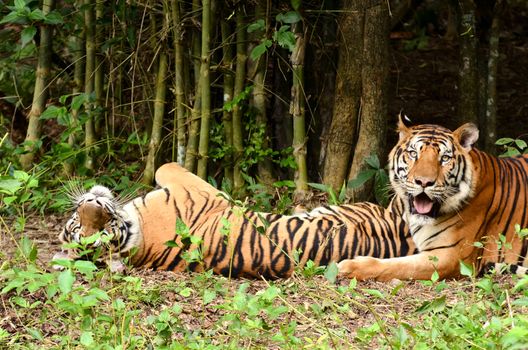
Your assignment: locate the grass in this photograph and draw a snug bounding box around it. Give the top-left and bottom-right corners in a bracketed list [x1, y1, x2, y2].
[1, 169, 528, 349]
[1, 225, 528, 349]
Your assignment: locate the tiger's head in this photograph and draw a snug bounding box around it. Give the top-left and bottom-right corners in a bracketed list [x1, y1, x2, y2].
[388, 117, 480, 225]
[59, 185, 130, 249]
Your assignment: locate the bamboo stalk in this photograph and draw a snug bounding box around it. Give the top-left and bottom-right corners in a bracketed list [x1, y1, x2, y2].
[94, 0, 104, 136]
[19, 0, 55, 170]
[84, 0, 96, 171]
[63, 0, 85, 176]
[251, 0, 274, 185]
[232, 4, 246, 195]
[170, 0, 187, 165]
[184, 0, 202, 172]
[221, 10, 234, 185]
[290, 22, 308, 198]
[143, 52, 168, 184]
[196, 0, 212, 179]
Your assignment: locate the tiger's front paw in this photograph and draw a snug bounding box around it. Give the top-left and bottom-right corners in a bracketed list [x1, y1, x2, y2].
[337, 256, 382, 281]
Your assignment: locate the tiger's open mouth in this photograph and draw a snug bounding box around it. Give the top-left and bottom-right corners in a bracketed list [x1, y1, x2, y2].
[409, 193, 440, 218]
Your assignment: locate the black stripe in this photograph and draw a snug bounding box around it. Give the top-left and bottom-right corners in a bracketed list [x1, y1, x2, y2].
[163, 187, 170, 203]
[421, 238, 463, 252]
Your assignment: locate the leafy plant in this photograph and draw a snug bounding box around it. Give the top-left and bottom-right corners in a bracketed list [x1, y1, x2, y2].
[496, 137, 528, 157]
[348, 154, 390, 206]
[307, 181, 346, 205]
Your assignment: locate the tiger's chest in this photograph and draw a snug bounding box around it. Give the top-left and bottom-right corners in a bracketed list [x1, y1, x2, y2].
[408, 215, 463, 252]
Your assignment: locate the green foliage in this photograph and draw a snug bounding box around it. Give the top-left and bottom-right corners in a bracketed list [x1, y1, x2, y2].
[403, 28, 429, 51]
[496, 137, 528, 157]
[348, 154, 390, 206]
[308, 181, 347, 205]
[248, 8, 301, 61]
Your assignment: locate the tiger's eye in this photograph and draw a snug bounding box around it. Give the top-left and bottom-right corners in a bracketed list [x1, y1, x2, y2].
[408, 150, 418, 159]
[441, 155, 452, 163]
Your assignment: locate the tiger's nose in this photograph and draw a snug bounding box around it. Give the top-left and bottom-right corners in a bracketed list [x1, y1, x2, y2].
[415, 177, 435, 188]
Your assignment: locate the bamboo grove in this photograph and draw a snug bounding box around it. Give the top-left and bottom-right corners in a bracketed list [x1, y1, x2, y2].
[3, 0, 326, 198]
[0, 0, 511, 203]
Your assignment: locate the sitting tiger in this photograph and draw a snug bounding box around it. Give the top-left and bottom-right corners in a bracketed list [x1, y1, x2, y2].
[339, 117, 528, 281]
[54, 163, 416, 279]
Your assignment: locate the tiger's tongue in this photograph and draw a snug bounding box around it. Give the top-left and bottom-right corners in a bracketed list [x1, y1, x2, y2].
[413, 196, 434, 214]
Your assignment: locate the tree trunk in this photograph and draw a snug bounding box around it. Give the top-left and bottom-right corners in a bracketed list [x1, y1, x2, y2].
[322, 0, 364, 191]
[312, 0, 338, 179]
[456, 0, 479, 127]
[83, 0, 96, 171]
[232, 4, 246, 196]
[19, 0, 55, 170]
[290, 22, 308, 199]
[484, 0, 502, 154]
[347, 1, 390, 202]
[170, 0, 187, 165]
[250, 0, 274, 186]
[196, 0, 212, 180]
[143, 52, 168, 184]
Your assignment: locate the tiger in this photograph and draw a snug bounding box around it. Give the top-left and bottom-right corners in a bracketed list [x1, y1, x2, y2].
[54, 162, 416, 279]
[338, 117, 528, 281]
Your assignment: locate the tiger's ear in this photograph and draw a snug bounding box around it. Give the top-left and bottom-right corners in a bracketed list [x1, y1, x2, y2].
[453, 123, 479, 150]
[397, 113, 412, 141]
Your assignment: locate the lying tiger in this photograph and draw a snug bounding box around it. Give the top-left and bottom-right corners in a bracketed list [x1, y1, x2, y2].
[53, 163, 416, 278]
[339, 118, 528, 281]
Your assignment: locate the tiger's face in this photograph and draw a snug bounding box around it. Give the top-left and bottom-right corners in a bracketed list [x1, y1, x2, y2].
[388, 119, 479, 225]
[59, 185, 121, 247]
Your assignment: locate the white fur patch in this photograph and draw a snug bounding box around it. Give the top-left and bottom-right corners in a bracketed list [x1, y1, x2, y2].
[89, 185, 114, 199]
